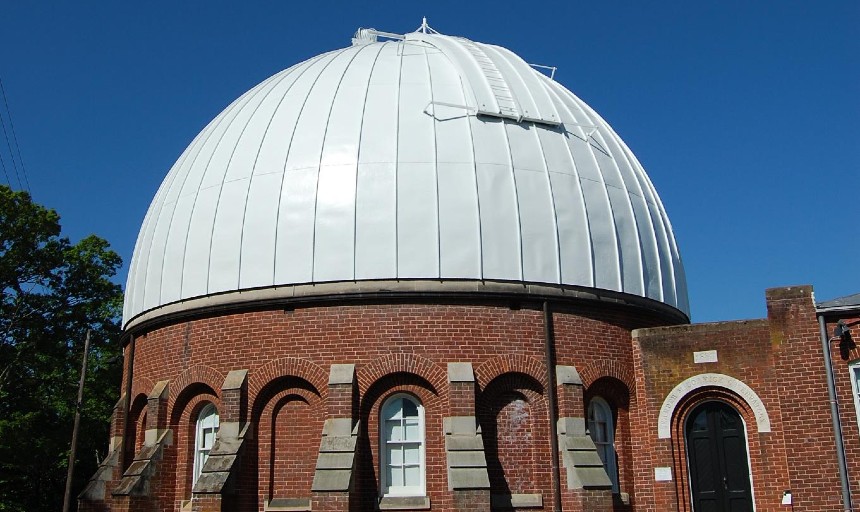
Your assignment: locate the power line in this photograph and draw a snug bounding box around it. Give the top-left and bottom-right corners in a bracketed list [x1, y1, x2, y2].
[0, 109, 21, 190]
[0, 75, 30, 192]
[0, 138, 10, 188]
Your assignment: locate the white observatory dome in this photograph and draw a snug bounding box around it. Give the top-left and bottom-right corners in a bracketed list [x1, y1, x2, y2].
[124, 27, 689, 327]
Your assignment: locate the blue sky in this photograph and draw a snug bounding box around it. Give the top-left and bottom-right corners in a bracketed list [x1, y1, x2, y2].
[0, 2, 856, 322]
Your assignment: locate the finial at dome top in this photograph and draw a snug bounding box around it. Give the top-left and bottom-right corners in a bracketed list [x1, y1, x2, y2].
[417, 17, 439, 34]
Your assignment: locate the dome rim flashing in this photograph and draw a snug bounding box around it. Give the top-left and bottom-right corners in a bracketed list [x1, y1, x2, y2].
[122, 278, 690, 334]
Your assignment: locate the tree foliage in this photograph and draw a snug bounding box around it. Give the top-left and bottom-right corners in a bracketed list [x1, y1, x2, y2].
[0, 185, 123, 511]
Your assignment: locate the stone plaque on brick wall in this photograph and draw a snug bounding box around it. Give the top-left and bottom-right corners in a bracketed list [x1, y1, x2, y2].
[654, 467, 672, 481]
[693, 350, 718, 363]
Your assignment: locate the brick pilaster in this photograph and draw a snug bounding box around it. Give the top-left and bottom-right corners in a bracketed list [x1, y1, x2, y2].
[144, 380, 169, 446]
[556, 365, 612, 511]
[192, 370, 250, 512]
[445, 362, 490, 511]
[112, 380, 171, 510]
[311, 364, 358, 512]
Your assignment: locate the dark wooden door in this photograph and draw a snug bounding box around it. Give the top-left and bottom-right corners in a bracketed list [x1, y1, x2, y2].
[686, 402, 754, 512]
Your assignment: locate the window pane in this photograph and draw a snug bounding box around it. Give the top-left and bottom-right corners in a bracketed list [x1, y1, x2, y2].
[404, 444, 420, 464]
[404, 419, 420, 440]
[402, 398, 418, 418]
[588, 398, 618, 493]
[404, 465, 420, 486]
[386, 420, 402, 442]
[383, 399, 403, 421]
[389, 445, 403, 465]
[388, 465, 403, 487]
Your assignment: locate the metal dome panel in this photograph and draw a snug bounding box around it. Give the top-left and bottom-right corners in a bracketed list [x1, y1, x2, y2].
[124, 31, 689, 326]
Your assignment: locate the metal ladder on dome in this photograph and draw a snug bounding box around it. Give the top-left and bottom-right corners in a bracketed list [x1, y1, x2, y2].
[454, 37, 520, 120]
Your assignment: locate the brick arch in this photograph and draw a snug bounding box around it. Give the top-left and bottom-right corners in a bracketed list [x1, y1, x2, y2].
[170, 383, 222, 428]
[357, 374, 446, 502]
[357, 353, 447, 396]
[577, 359, 634, 390]
[175, 391, 222, 501]
[474, 354, 546, 390]
[666, 387, 765, 512]
[477, 370, 549, 500]
[125, 392, 151, 468]
[658, 373, 771, 439]
[584, 376, 630, 409]
[257, 386, 324, 502]
[249, 357, 328, 401]
[128, 392, 149, 419]
[168, 363, 225, 407]
[130, 375, 156, 401]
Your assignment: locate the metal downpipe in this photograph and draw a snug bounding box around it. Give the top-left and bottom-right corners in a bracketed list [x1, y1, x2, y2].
[121, 335, 136, 469]
[544, 301, 563, 511]
[818, 314, 852, 511]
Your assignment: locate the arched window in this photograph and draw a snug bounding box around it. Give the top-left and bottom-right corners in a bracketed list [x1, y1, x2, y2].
[380, 394, 425, 496]
[194, 403, 219, 484]
[587, 397, 618, 492]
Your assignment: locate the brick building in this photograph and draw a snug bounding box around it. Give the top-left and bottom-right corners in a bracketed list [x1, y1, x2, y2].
[80, 24, 857, 512]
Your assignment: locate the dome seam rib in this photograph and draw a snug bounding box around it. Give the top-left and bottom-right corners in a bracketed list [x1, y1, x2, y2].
[203, 71, 294, 295]
[586, 114, 647, 297]
[498, 120, 524, 281]
[130, 118, 208, 319]
[310, 45, 374, 282]
[271, 51, 344, 283]
[166, 100, 246, 304]
[157, 113, 232, 304]
[560, 86, 623, 292]
[352, 42, 388, 281]
[236, 56, 327, 289]
[393, 41, 404, 278]
[612, 126, 679, 307]
[603, 122, 666, 304]
[422, 43, 442, 278]
[528, 118, 563, 284]
[442, 46, 483, 280]
[540, 79, 596, 288]
[175, 74, 281, 300]
[151, 77, 274, 309]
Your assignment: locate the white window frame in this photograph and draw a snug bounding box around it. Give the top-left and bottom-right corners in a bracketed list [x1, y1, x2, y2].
[849, 362, 860, 431]
[587, 396, 619, 493]
[379, 393, 425, 497]
[193, 403, 219, 485]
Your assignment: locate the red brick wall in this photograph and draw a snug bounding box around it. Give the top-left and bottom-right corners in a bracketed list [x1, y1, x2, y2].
[768, 287, 842, 510]
[631, 286, 845, 512]
[95, 300, 674, 511]
[477, 373, 550, 501]
[256, 383, 322, 502]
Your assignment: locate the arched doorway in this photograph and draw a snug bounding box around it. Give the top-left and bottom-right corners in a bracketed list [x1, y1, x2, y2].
[685, 401, 753, 512]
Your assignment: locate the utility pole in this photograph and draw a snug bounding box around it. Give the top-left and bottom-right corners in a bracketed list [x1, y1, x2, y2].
[63, 329, 90, 512]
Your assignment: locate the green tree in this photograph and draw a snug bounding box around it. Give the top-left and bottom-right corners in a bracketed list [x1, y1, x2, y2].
[0, 185, 123, 511]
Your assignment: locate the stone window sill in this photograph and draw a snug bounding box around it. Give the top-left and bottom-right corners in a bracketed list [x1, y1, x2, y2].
[491, 493, 543, 509]
[264, 498, 312, 511]
[378, 495, 431, 510]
